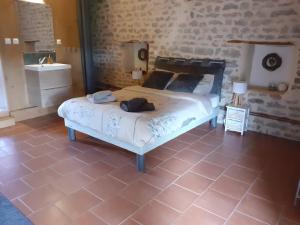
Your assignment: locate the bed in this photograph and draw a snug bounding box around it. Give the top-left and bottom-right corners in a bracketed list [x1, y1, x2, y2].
[58, 57, 226, 172]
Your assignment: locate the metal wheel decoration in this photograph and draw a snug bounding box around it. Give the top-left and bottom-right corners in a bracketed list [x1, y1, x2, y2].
[262, 53, 282, 72]
[138, 48, 148, 61]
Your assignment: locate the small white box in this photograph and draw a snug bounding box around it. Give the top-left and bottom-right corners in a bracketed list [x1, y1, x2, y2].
[12, 38, 19, 45]
[4, 38, 11, 45]
[56, 39, 62, 45]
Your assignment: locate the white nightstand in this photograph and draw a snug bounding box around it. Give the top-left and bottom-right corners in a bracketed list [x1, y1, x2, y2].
[225, 104, 250, 135]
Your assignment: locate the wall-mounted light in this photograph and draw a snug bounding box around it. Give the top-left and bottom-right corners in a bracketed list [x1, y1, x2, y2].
[18, 0, 45, 4]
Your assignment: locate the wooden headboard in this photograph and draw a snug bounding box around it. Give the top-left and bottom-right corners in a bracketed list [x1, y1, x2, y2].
[154, 57, 226, 97]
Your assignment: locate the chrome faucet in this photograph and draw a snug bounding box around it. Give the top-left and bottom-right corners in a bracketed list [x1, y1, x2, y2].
[38, 57, 47, 65]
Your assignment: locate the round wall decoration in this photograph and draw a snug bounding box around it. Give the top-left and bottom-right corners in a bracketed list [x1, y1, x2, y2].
[262, 53, 282, 72]
[138, 48, 148, 61]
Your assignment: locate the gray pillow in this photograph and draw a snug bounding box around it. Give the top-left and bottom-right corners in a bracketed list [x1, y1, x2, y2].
[143, 70, 174, 90]
[167, 74, 204, 93]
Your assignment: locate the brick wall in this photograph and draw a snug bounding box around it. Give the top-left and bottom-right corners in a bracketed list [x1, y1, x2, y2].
[90, 0, 300, 141]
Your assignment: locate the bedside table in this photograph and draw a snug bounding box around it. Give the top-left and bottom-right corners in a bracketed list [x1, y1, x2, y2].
[225, 104, 250, 135]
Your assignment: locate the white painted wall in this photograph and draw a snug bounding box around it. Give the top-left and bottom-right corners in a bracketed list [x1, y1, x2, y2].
[248, 45, 296, 88]
[122, 42, 148, 72]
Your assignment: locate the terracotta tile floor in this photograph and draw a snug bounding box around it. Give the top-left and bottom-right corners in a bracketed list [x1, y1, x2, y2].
[0, 114, 299, 225]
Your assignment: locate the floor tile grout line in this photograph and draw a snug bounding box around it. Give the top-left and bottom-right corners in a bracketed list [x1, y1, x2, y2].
[231, 161, 263, 173]
[106, 173, 129, 187]
[15, 197, 35, 216]
[223, 165, 275, 225]
[130, 218, 143, 225]
[221, 173, 256, 186]
[9, 188, 32, 204]
[225, 162, 261, 173]
[156, 162, 194, 177]
[111, 139, 221, 221]
[19, 177, 41, 190]
[180, 133, 268, 220]
[268, 201, 285, 225]
[126, 143, 217, 225]
[88, 209, 111, 225]
[10, 195, 34, 214]
[113, 197, 141, 225]
[78, 169, 99, 181]
[161, 155, 195, 165]
[171, 142, 232, 224]
[25, 190, 92, 219]
[143, 141, 225, 224]
[154, 198, 189, 214]
[234, 210, 271, 225]
[82, 187, 105, 203]
[113, 184, 163, 224]
[212, 170, 253, 187]
[246, 192, 288, 206]
[56, 197, 104, 223]
[172, 182, 204, 196]
[1, 120, 299, 225]
[191, 203, 228, 221]
[18, 159, 35, 172]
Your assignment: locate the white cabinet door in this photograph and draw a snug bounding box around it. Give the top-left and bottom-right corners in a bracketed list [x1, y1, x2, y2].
[41, 86, 72, 107]
[226, 108, 245, 121]
[39, 69, 72, 89]
[225, 119, 243, 132]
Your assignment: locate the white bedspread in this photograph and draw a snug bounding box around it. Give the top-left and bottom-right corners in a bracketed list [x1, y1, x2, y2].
[58, 86, 214, 148]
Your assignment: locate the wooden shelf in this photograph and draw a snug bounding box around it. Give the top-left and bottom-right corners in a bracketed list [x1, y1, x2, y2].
[227, 40, 294, 46]
[24, 40, 40, 43]
[248, 86, 287, 96]
[250, 111, 300, 125]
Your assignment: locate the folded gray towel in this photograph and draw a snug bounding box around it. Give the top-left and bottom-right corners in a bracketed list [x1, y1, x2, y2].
[87, 94, 116, 104]
[92, 90, 113, 101]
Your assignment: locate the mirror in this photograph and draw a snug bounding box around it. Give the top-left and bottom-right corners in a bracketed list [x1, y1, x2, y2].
[16, 0, 55, 52]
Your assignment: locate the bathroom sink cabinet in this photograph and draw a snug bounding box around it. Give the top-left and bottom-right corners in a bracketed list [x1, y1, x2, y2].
[25, 67, 72, 108]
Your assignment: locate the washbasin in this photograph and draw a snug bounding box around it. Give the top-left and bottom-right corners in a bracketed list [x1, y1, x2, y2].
[24, 63, 71, 72]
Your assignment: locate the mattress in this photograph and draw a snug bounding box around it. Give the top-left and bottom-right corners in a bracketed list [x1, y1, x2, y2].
[58, 86, 216, 148]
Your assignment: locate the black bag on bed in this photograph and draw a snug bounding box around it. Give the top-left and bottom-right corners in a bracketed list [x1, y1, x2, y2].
[120, 98, 155, 112]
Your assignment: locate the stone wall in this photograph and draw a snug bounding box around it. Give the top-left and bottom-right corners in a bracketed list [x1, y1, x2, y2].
[16, 1, 55, 51]
[90, 0, 300, 141]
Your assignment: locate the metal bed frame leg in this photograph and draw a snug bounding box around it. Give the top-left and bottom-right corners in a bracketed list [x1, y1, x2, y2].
[210, 116, 217, 128]
[67, 127, 76, 141]
[136, 154, 145, 172]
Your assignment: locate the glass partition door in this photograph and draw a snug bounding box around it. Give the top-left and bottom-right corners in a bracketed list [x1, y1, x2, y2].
[0, 56, 9, 117]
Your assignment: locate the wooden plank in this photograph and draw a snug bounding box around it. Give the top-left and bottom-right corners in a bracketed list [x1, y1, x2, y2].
[248, 86, 286, 96]
[227, 40, 294, 46]
[250, 112, 300, 125]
